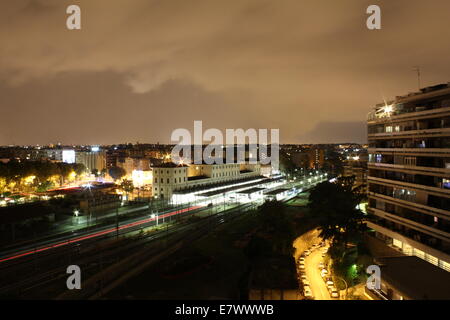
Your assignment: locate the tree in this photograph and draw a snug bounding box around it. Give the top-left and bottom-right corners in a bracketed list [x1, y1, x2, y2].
[120, 179, 134, 200]
[73, 163, 86, 176]
[36, 180, 54, 193]
[257, 200, 295, 254]
[308, 178, 365, 250]
[91, 169, 99, 177]
[244, 236, 272, 259]
[108, 166, 126, 181]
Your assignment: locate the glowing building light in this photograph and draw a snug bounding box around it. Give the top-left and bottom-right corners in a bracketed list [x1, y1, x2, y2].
[62, 150, 76, 164]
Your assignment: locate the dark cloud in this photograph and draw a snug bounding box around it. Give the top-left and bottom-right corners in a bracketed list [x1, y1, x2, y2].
[296, 121, 367, 144]
[1, 0, 449, 145]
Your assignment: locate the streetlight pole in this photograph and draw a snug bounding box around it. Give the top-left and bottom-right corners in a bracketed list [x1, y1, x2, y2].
[151, 213, 158, 227]
[116, 195, 120, 238]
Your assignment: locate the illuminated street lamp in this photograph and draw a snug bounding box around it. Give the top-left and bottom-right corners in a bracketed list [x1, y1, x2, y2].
[151, 213, 159, 226]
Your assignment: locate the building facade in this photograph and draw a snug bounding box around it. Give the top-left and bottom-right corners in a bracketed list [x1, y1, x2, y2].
[152, 162, 261, 200]
[366, 83, 450, 272]
[75, 151, 106, 173]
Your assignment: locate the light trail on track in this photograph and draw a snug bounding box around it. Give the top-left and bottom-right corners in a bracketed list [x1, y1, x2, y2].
[0, 205, 203, 264]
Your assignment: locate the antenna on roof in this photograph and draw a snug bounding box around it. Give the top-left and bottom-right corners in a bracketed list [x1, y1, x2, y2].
[413, 66, 421, 90]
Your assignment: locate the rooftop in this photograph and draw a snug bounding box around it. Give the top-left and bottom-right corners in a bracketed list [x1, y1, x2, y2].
[151, 162, 189, 168]
[375, 256, 450, 300]
[236, 187, 265, 194]
[264, 188, 290, 196]
[173, 175, 267, 195]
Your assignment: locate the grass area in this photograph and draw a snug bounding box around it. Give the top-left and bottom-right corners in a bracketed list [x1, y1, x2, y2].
[285, 192, 310, 207]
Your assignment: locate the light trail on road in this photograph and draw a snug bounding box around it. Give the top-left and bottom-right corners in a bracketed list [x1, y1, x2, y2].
[0, 205, 203, 264]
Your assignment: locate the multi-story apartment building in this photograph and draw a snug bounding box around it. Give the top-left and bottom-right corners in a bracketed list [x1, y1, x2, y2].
[152, 162, 261, 200]
[117, 157, 151, 176]
[75, 151, 106, 173]
[343, 149, 368, 192]
[366, 83, 450, 272]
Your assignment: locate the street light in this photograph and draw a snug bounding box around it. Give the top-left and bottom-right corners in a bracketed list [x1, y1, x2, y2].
[151, 213, 158, 226]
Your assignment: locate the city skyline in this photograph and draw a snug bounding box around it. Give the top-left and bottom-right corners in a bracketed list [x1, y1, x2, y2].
[1, 0, 450, 145]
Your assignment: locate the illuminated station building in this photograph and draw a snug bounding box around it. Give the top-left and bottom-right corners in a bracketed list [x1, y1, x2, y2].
[152, 160, 289, 205]
[366, 83, 450, 272]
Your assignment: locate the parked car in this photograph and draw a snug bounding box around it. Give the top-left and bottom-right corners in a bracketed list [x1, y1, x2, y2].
[302, 279, 310, 286]
[326, 280, 334, 289]
[303, 286, 313, 298]
[330, 288, 339, 298]
[300, 274, 307, 281]
[318, 262, 324, 269]
[304, 250, 311, 256]
[299, 264, 305, 270]
[299, 257, 305, 262]
[321, 268, 328, 277]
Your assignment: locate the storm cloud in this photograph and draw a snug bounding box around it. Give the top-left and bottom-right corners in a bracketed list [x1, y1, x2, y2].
[1, 0, 450, 145]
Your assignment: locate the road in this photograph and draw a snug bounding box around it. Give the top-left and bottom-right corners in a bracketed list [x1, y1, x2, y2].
[304, 247, 331, 300]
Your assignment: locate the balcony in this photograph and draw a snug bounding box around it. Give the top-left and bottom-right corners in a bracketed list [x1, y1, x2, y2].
[368, 106, 450, 125]
[367, 162, 450, 178]
[368, 191, 450, 220]
[366, 218, 450, 257]
[368, 148, 450, 157]
[367, 176, 450, 198]
[368, 127, 450, 140]
[370, 206, 450, 239]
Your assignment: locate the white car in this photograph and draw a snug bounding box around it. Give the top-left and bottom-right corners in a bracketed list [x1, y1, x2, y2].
[330, 288, 339, 298]
[321, 269, 328, 277]
[302, 279, 310, 286]
[303, 286, 313, 298]
[318, 262, 325, 269]
[298, 257, 305, 263]
[304, 250, 311, 256]
[326, 280, 334, 289]
[299, 264, 305, 270]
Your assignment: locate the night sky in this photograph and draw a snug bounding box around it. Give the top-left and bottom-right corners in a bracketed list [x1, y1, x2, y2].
[1, 0, 450, 145]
